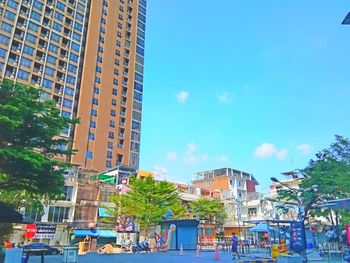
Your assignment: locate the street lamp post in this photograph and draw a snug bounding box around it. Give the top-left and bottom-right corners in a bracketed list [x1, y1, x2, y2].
[270, 177, 319, 263]
[342, 12, 350, 25]
[271, 177, 304, 220]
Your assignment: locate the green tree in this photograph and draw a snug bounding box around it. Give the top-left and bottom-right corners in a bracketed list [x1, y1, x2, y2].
[190, 199, 227, 225]
[273, 136, 350, 228]
[112, 177, 185, 237]
[103, 194, 135, 235]
[0, 79, 77, 207]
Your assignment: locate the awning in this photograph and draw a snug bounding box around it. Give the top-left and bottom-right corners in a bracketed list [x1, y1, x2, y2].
[250, 223, 269, 232]
[90, 174, 115, 183]
[0, 202, 34, 224]
[74, 229, 117, 238]
[98, 207, 114, 218]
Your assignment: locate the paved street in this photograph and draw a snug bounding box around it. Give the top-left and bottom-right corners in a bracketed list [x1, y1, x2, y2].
[26, 250, 346, 263]
[28, 251, 269, 263]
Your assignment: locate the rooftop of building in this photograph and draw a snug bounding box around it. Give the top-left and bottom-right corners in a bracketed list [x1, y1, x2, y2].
[194, 167, 259, 185]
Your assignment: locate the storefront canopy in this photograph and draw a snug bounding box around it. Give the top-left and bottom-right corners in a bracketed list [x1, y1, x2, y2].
[0, 202, 34, 224]
[98, 207, 113, 218]
[74, 229, 117, 238]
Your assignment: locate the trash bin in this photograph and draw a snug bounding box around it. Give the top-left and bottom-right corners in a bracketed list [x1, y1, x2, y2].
[62, 247, 79, 263]
[4, 248, 23, 263]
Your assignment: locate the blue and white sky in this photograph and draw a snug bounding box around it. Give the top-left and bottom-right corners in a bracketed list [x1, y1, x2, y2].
[139, 1, 350, 192]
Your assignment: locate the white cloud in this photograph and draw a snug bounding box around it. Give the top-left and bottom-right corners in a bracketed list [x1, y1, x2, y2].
[216, 91, 234, 103]
[186, 143, 197, 155]
[176, 91, 189, 103]
[153, 165, 170, 181]
[254, 143, 278, 158]
[276, 150, 288, 159]
[181, 143, 209, 165]
[297, 144, 312, 155]
[216, 155, 229, 162]
[166, 151, 177, 160]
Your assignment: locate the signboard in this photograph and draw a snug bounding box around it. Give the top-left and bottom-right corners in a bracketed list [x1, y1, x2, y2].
[34, 224, 56, 239]
[346, 224, 350, 243]
[25, 224, 37, 239]
[290, 221, 306, 253]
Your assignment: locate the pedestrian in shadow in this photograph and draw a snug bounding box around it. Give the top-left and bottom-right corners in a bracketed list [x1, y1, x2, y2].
[231, 232, 240, 260]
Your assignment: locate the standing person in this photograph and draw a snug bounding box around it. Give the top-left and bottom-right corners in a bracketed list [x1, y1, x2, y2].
[231, 232, 240, 259]
[4, 240, 12, 249]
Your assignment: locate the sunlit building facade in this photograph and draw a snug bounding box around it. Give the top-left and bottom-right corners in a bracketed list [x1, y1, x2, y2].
[0, 0, 147, 170]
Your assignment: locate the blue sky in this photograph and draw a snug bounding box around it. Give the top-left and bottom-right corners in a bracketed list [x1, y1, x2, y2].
[139, 1, 350, 192]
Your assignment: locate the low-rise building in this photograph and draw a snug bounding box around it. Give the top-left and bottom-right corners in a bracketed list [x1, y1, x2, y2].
[192, 167, 260, 236]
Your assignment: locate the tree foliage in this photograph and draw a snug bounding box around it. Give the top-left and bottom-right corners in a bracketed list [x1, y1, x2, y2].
[273, 135, 350, 227]
[190, 198, 227, 225]
[0, 80, 78, 206]
[103, 193, 135, 234]
[109, 177, 185, 236]
[300, 136, 350, 227]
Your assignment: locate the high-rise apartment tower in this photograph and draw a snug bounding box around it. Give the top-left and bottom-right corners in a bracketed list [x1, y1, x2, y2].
[0, 0, 146, 171]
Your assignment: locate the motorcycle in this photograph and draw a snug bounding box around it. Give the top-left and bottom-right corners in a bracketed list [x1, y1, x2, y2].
[120, 243, 131, 253]
[131, 241, 151, 253]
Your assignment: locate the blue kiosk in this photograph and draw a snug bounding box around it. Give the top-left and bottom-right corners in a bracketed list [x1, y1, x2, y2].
[161, 219, 199, 250]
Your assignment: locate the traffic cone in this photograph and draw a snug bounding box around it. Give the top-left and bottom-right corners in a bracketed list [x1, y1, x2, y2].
[179, 243, 184, 255]
[214, 245, 219, 260]
[195, 246, 200, 257]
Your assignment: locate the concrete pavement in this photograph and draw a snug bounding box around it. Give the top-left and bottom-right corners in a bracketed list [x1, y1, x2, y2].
[28, 251, 268, 263]
[27, 250, 347, 263]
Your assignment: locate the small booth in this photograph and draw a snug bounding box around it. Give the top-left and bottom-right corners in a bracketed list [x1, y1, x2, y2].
[160, 219, 199, 250]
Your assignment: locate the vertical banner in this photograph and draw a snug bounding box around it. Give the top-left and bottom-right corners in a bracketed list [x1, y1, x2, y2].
[346, 224, 350, 243]
[290, 221, 306, 253]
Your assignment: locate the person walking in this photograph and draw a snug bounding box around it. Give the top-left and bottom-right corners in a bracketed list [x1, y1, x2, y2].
[231, 232, 240, 260]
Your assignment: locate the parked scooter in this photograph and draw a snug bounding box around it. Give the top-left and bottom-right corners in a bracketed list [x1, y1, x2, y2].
[131, 241, 151, 253]
[121, 243, 131, 253]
